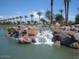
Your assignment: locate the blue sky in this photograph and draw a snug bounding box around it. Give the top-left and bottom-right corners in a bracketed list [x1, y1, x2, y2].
[0, 0, 79, 21]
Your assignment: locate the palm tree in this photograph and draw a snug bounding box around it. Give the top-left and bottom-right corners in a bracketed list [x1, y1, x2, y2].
[59, 9, 63, 15]
[50, 0, 54, 24]
[9, 18, 12, 23]
[24, 15, 28, 23]
[12, 17, 16, 24]
[27, 21, 30, 25]
[40, 18, 46, 24]
[75, 14, 79, 24]
[45, 10, 51, 23]
[64, 0, 71, 25]
[16, 16, 19, 23]
[75, 8, 79, 24]
[59, 9, 64, 22]
[37, 12, 42, 23]
[19, 16, 23, 24]
[30, 14, 34, 21]
[8, 18, 10, 22]
[7, 18, 9, 23]
[55, 14, 64, 23]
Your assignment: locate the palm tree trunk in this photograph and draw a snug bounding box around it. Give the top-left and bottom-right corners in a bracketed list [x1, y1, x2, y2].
[66, 0, 69, 25]
[15, 18, 16, 23]
[64, 0, 67, 25]
[39, 16, 40, 24]
[20, 18, 21, 24]
[25, 18, 26, 23]
[51, 0, 53, 24]
[31, 17, 33, 22]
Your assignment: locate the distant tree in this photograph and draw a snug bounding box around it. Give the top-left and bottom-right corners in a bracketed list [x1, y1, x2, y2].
[30, 14, 34, 20]
[40, 18, 46, 24]
[9, 18, 12, 24]
[19, 16, 23, 24]
[55, 14, 64, 23]
[45, 11, 51, 22]
[59, 9, 63, 15]
[24, 15, 28, 23]
[75, 14, 79, 24]
[34, 21, 38, 25]
[31, 20, 34, 23]
[16, 16, 19, 23]
[8, 18, 10, 23]
[17, 21, 20, 24]
[68, 21, 74, 25]
[27, 21, 30, 25]
[7, 18, 9, 23]
[12, 18, 16, 24]
[37, 12, 42, 23]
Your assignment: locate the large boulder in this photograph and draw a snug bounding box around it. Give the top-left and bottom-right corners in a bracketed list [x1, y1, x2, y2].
[18, 35, 31, 44]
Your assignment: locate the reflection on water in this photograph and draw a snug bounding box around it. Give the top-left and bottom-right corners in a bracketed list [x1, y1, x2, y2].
[0, 28, 79, 59]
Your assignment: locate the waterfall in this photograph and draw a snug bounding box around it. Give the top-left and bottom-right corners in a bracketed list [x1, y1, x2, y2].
[34, 30, 54, 45]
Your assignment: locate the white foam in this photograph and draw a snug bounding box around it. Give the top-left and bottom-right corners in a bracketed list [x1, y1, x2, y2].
[34, 30, 54, 45]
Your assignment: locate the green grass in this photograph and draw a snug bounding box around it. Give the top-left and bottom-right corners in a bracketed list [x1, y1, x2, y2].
[0, 24, 18, 29]
[0, 23, 50, 29]
[0, 23, 37, 29]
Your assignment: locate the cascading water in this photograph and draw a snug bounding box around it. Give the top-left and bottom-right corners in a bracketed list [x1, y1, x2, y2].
[34, 30, 54, 45]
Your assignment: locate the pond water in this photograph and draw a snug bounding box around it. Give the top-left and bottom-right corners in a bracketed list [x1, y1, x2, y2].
[0, 28, 79, 59]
